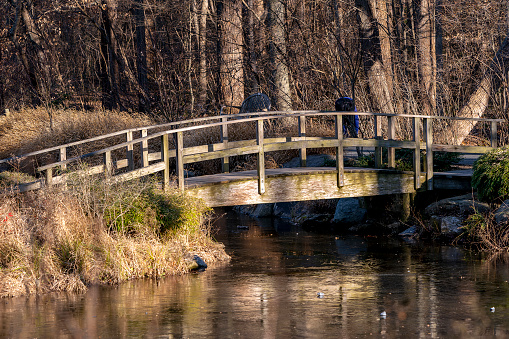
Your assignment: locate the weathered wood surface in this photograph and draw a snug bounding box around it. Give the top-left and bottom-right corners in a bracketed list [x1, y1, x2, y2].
[2, 110, 501, 205]
[184, 167, 472, 207]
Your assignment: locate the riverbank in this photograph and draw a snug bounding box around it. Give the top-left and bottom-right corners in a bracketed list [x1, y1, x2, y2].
[0, 180, 230, 298]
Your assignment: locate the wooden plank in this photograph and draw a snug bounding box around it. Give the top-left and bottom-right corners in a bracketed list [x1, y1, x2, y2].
[374, 115, 382, 168]
[491, 121, 498, 148]
[388, 115, 396, 168]
[299, 115, 307, 167]
[221, 115, 229, 172]
[126, 131, 134, 171]
[140, 129, 149, 167]
[413, 117, 421, 189]
[162, 134, 170, 190]
[59, 147, 67, 170]
[175, 131, 184, 191]
[103, 151, 112, 175]
[335, 114, 344, 187]
[185, 168, 426, 207]
[432, 144, 492, 153]
[424, 118, 434, 190]
[257, 119, 265, 194]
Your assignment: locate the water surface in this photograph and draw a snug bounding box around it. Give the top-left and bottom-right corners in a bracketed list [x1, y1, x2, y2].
[2, 208, 509, 338]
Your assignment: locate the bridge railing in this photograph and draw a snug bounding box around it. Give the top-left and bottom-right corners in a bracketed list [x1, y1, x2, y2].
[1, 111, 504, 193]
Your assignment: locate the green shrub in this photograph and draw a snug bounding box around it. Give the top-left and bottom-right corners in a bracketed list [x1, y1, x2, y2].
[472, 146, 509, 202]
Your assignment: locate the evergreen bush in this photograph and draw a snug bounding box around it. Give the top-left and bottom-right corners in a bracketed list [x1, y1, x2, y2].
[472, 146, 509, 202]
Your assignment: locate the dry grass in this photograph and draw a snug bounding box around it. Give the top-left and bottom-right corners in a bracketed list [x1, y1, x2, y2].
[0, 107, 154, 159]
[0, 180, 229, 298]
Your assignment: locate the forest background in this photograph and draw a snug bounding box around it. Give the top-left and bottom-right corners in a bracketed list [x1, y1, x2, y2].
[1, 0, 509, 145]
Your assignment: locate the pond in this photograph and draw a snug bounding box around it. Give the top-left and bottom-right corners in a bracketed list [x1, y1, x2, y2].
[2, 208, 509, 338]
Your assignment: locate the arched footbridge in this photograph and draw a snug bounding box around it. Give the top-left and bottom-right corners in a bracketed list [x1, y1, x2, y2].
[0, 111, 503, 207]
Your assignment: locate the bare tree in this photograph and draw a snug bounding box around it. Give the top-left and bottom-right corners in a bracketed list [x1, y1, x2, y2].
[218, 0, 244, 112]
[268, 0, 292, 113]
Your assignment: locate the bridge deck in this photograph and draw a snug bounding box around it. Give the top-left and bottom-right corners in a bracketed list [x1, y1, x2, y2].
[185, 167, 473, 207]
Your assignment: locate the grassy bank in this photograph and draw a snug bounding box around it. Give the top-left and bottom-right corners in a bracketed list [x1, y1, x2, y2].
[0, 108, 230, 297]
[0, 177, 229, 297]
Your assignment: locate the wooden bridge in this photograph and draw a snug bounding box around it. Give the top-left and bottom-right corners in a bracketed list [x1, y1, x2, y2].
[0, 111, 502, 207]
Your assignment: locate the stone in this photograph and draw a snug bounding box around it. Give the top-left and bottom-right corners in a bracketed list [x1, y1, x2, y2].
[439, 216, 463, 235]
[494, 200, 509, 225]
[424, 194, 490, 217]
[399, 226, 418, 237]
[332, 198, 367, 224]
[252, 203, 274, 217]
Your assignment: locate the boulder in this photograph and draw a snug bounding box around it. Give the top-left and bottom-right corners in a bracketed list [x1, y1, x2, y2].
[252, 203, 274, 217]
[494, 200, 509, 224]
[399, 226, 418, 237]
[424, 194, 490, 217]
[439, 216, 463, 235]
[332, 198, 367, 224]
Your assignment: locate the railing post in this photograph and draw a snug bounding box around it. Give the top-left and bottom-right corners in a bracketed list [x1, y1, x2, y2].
[491, 121, 498, 148]
[413, 117, 421, 189]
[335, 113, 344, 187]
[140, 129, 149, 167]
[126, 130, 134, 171]
[161, 134, 170, 190]
[175, 131, 184, 191]
[299, 115, 307, 167]
[388, 115, 396, 168]
[221, 115, 229, 173]
[59, 146, 67, 171]
[46, 168, 53, 187]
[424, 118, 433, 190]
[374, 115, 382, 168]
[257, 119, 265, 194]
[103, 151, 112, 175]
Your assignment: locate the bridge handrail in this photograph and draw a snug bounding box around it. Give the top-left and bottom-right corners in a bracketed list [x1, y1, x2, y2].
[36, 113, 288, 171]
[1, 110, 504, 166]
[0, 110, 287, 165]
[2, 110, 505, 193]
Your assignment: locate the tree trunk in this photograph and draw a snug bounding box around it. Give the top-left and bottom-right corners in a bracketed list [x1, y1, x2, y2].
[246, 0, 261, 94]
[20, 0, 52, 104]
[218, 0, 244, 112]
[268, 0, 292, 115]
[356, 0, 395, 114]
[453, 37, 509, 144]
[417, 0, 436, 115]
[100, 0, 120, 110]
[198, 0, 209, 107]
[134, 0, 149, 113]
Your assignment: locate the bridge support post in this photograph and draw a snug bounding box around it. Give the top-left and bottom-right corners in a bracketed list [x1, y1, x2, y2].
[424, 118, 433, 190]
[335, 114, 344, 187]
[388, 115, 396, 168]
[299, 115, 307, 167]
[413, 117, 421, 189]
[140, 129, 149, 167]
[161, 134, 170, 190]
[221, 115, 229, 173]
[257, 119, 265, 194]
[126, 131, 134, 171]
[175, 131, 184, 191]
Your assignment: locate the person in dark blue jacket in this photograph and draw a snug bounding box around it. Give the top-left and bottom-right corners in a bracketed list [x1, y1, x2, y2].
[335, 97, 362, 156]
[335, 97, 359, 138]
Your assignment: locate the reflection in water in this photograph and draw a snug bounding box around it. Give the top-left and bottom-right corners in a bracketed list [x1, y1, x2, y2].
[1, 208, 509, 337]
